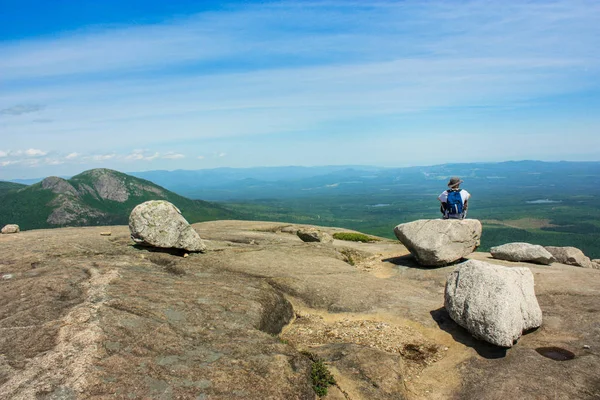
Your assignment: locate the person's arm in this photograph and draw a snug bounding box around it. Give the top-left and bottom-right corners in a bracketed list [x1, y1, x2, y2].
[438, 191, 447, 203]
[439, 191, 447, 215]
[463, 191, 471, 210]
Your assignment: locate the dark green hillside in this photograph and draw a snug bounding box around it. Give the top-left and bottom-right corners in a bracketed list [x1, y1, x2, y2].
[0, 169, 237, 230]
[0, 181, 26, 196]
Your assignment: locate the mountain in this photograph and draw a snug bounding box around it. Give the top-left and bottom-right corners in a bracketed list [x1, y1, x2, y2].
[0, 168, 236, 230]
[129, 165, 382, 199]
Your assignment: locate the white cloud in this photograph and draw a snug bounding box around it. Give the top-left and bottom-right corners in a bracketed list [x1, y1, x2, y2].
[24, 148, 47, 157]
[125, 152, 144, 160]
[218, 152, 227, 158]
[197, 155, 205, 160]
[145, 152, 160, 161]
[1, 0, 599, 176]
[125, 150, 160, 161]
[162, 152, 185, 159]
[65, 152, 79, 159]
[0, 150, 7, 158]
[90, 154, 116, 161]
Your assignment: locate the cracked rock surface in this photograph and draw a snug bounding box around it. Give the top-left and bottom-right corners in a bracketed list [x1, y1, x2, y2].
[0, 221, 599, 399]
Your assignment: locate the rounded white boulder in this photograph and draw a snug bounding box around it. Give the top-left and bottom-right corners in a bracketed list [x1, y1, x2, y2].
[129, 200, 206, 252]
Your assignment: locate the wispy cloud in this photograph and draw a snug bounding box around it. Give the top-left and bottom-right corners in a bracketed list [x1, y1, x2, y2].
[124, 149, 161, 161]
[0, 104, 44, 116]
[1, 0, 599, 178]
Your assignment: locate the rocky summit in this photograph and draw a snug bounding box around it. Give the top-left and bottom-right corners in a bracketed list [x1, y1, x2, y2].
[0, 169, 234, 230]
[0, 221, 599, 399]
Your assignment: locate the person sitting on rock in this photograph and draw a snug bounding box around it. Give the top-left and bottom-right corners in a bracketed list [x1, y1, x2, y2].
[439, 177, 470, 219]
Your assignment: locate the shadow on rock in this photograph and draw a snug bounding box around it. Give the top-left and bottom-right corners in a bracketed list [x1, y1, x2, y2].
[383, 254, 465, 270]
[132, 244, 188, 257]
[430, 307, 508, 359]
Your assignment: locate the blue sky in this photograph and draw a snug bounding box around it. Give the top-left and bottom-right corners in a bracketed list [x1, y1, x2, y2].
[1, 0, 599, 179]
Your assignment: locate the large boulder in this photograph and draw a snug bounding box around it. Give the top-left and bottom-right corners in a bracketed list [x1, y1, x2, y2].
[491, 242, 554, 265]
[445, 259, 542, 347]
[296, 228, 333, 243]
[129, 201, 206, 252]
[544, 246, 593, 268]
[393, 219, 482, 266]
[1, 224, 20, 234]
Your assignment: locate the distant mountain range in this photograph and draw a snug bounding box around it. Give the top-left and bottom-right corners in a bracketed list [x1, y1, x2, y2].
[127, 160, 600, 201]
[0, 169, 236, 230]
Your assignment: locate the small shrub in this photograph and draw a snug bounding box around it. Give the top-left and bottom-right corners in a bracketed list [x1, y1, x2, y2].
[301, 351, 336, 397]
[311, 359, 336, 396]
[333, 232, 379, 242]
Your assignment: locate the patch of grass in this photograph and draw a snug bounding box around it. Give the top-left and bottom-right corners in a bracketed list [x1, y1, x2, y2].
[400, 343, 439, 362]
[301, 351, 336, 397]
[333, 232, 379, 242]
[339, 249, 355, 266]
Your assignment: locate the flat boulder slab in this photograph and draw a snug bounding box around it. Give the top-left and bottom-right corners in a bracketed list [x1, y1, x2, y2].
[445, 259, 542, 347]
[296, 228, 333, 243]
[1, 224, 20, 234]
[393, 219, 482, 266]
[129, 200, 206, 252]
[544, 246, 593, 268]
[491, 242, 554, 265]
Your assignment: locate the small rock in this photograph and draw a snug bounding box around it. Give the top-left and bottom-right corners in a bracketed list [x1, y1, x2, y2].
[490, 242, 555, 265]
[296, 229, 333, 243]
[544, 246, 592, 268]
[2, 274, 13, 280]
[183, 253, 189, 258]
[100, 231, 112, 236]
[583, 345, 591, 349]
[1, 224, 20, 234]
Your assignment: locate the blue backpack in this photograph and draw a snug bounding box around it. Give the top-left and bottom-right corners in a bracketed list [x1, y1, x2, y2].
[445, 189, 463, 217]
